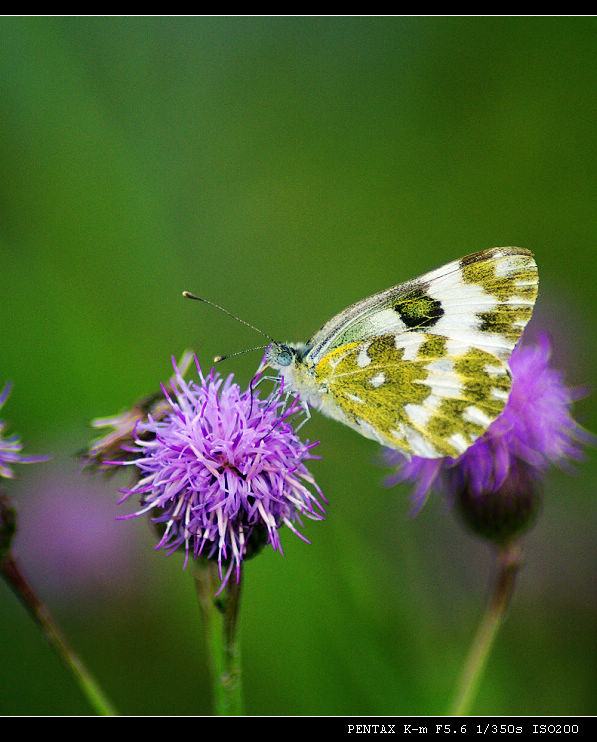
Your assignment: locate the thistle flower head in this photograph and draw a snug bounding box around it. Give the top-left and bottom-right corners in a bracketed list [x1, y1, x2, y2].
[0, 382, 48, 479]
[1, 382, 49, 556]
[103, 356, 324, 585]
[384, 333, 595, 544]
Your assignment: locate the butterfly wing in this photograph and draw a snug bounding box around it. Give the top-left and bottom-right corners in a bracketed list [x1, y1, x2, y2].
[304, 247, 538, 457]
[310, 332, 512, 457]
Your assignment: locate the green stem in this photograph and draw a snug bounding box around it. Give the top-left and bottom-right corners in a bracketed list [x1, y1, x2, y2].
[194, 561, 244, 715]
[0, 554, 118, 716]
[449, 542, 522, 716]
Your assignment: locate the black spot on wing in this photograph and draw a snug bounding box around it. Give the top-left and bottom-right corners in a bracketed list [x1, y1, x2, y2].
[393, 285, 444, 330]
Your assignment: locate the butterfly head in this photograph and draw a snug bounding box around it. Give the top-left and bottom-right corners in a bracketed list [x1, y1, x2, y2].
[264, 341, 302, 371]
[262, 341, 322, 411]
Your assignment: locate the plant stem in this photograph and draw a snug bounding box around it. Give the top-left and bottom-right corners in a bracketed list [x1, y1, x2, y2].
[449, 542, 522, 716]
[194, 561, 244, 715]
[0, 553, 118, 716]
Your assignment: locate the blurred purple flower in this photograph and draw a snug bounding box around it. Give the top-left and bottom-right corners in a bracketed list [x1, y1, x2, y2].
[384, 334, 595, 543]
[12, 460, 148, 602]
[0, 382, 48, 479]
[108, 356, 324, 585]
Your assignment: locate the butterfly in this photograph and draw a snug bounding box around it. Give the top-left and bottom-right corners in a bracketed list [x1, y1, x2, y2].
[262, 247, 538, 459]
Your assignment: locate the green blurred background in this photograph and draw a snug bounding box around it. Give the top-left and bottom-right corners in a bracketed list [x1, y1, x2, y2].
[1, 16, 596, 716]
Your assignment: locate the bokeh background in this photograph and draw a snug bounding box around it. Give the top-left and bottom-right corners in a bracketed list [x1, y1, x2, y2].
[1, 16, 596, 716]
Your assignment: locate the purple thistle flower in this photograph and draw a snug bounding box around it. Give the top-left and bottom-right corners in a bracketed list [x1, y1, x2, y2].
[108, 356, 324, 585]
[384, 333, 595, 544]
[0, 382, 48, 479]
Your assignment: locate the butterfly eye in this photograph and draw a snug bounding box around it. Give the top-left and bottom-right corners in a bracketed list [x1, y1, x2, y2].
[264, 342, 296, 370]
[276, 345, 295, 367]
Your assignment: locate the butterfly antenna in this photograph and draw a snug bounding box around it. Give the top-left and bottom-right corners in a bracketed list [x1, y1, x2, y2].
[213, 346, 270, 364]
[182, 291, 275, 342]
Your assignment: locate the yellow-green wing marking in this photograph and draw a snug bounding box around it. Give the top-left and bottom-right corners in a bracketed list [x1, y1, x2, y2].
[313, 332, 512, 458]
